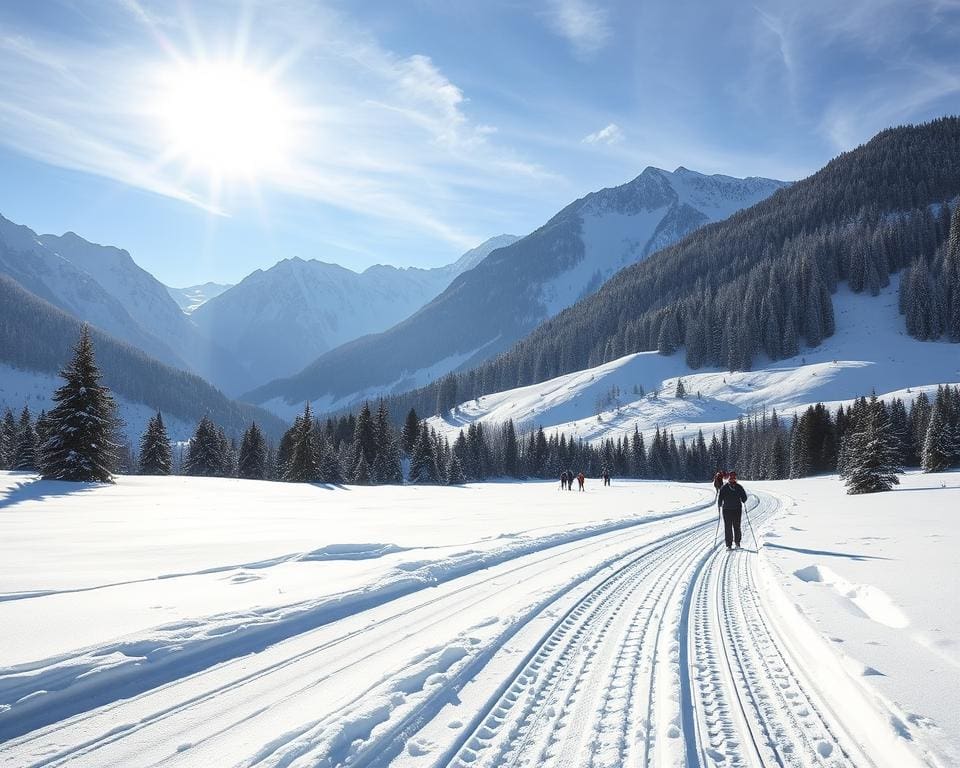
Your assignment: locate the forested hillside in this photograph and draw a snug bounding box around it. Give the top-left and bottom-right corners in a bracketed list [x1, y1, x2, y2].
[378, 118, 960, 420]
[0, 276, 286, 438]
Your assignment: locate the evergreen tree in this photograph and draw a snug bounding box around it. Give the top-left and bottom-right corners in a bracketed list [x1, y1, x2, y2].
[40, 327, 120, 482]
[402, 408, 420, 454]
[185, 416, 224, 477]
[922, 387, 958, 472]
[675, 377, 686, 399]
[352, 453, 371, 485]
[842, 396, 901, 494]
[238, 422, 268, 480]
[1, 409, 16, 469]
[318, 442, 344, 484]
[139, 412, 172, 475]
[503, 419, 521, 477]
[13, 406, 38, 471]
[286, 403, 320, 482]
[446, 454, 466, 485]
[409, 423, 440, 483]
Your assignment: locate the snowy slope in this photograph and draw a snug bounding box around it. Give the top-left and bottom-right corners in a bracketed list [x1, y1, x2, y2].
[246, 168, 787, 416]
[0, 473, 951, 766]
[429, 276, 960, 444]
[165, 282, 233, 314]
[192, 235, 519, 386]
[0, 363, 196, 444]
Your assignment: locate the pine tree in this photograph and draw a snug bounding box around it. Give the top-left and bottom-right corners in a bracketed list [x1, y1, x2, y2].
[675, 377, 686, 399]
[318, 441, 344, 484]
[842, 396, 901, 494]
[922, 387, 958, 472]
[402, 408, 420, 455]
[13, 406, 38, 471]
[139, 412, 172, 475]
[238, 422, 268, 479]
[409, 424, 439, 483]
[352, 453, 371, 485]
[503, 419, 521, 477]
[286, 403, 320, 482]
[40, 327, 120, 482]
[185, 416, 224, 477]
[446, 454, 467, 485]
[1, 409, 16, 469]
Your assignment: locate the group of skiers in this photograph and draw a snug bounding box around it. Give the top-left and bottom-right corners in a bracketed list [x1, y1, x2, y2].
[559, 468, 613, 490]
[559, 470, 586, 491]
[713, 469, 748, 550]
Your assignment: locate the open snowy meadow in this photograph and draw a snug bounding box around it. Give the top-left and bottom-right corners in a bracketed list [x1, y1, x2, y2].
[1, 470, 957, 767]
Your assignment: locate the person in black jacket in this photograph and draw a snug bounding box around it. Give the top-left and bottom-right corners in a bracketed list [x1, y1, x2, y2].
[717, 471, 748, 549]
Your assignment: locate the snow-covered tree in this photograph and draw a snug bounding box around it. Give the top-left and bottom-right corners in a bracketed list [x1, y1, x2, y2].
[285, 403, 320, 482]
[675, 377, 686, 399]
[842, 397, 901, 494]
[238, 422, 267, 480]
[40, 327, 120, 482]
[409, 423, 440, 483]
[138, 412, 172, 475]
[185, 416, 224, 477]
[318, 442, 344, 484]
[401, 408, 420, 455]
[0, 409, 16, 469]
[13, 406, 38, 471]
[922, 387, 959, 472]
[446, 454, 466, 485]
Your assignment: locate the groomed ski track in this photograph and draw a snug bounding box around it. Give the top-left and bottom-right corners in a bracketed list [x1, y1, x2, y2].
[0, 489, 929, 768]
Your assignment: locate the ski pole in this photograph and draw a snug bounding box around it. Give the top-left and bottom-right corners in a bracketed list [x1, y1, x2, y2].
[742, 501, 759, 550]
[713, 512, 721, 549]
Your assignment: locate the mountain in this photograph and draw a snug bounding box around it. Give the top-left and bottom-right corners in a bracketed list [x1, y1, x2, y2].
[0, 217, 252, 394]
[0, 274, 286, 440]
[166, 282, 233, 314]
[191, 234, 519, 387]
[361, 117, 960, 424]
[244, 168, 788, 416]
[425, 276, 958, 447]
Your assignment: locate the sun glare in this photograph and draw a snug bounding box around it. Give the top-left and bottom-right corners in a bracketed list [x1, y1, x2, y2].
[156, 61, 296, 180]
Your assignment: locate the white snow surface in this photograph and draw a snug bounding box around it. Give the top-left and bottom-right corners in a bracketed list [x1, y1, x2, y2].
[430, 276, 960, 445]
[0, 471, 954, 766]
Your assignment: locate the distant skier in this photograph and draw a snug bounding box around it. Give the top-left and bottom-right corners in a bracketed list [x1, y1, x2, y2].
[717, 471, 747, 549]
[560, 470, 569, 490]
[566, 469, 574, 490]
[712, 470, 724, 494]
[577, 471, 585, 491]
[602, 468, 611, 486]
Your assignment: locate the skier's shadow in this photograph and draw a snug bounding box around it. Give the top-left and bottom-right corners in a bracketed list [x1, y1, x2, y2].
[0, 476, 97, 511]
[763, 542, 892, 561]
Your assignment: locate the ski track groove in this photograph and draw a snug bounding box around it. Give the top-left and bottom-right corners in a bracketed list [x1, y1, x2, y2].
[7, 498, 717, 768]
[2, 489, 907, 768]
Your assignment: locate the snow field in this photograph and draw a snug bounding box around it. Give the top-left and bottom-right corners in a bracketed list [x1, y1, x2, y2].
[0, 472, 954, 767]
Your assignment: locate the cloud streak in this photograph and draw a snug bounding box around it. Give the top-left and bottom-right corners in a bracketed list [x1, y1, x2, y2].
[545, 0, 611, 57]
[582, 123, 624, 146]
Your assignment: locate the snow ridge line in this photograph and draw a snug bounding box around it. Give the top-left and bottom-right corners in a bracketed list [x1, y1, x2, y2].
[347, 516, 718, 768]
[0, 493, 715, 743]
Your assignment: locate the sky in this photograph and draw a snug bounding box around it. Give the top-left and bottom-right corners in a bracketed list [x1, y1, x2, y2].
[0, 0, 958, 287]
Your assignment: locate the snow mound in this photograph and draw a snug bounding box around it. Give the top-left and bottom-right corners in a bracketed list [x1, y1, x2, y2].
[793, 564, 910, 629]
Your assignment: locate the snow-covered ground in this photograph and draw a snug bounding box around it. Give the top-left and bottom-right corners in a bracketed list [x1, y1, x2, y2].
[1, 470, 955, 766]
[429, 277, 960, 445]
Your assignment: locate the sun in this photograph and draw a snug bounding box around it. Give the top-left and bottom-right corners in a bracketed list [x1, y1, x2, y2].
[155, 60, 296, 181]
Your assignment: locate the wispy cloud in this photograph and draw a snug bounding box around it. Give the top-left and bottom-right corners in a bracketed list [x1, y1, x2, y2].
[582, 123, 624, 145]
[545, 0, 611, 57]
[0, 1, 555, 250]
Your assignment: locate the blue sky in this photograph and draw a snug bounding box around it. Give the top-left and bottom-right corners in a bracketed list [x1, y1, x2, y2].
[0, 0, 957, 286]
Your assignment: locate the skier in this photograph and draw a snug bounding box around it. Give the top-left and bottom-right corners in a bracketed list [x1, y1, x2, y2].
[566, 469, 574, 490]
[602, 468, 611, 486]
[560, 470, 568, 490]
[577, 471, 585, 491]
[717, 471, 747, 549]
[712, 469, 724, 494]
